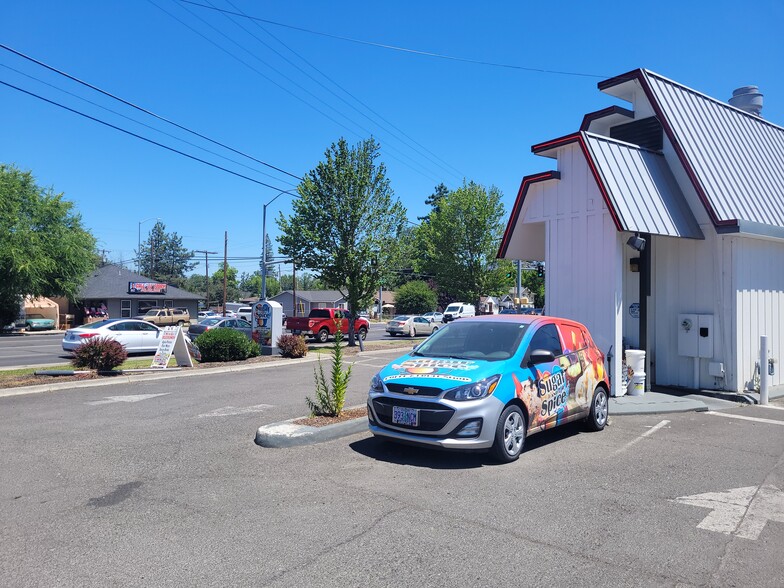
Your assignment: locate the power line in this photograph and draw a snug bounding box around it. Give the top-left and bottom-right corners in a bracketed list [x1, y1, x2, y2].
[178, 0, 609, 79]
[0, 63, 299, 188]
[214, 0, 465, 181]
[156, 0, 446, 185]
[0, 79, 290, 190]
[0, 42, 303, 181]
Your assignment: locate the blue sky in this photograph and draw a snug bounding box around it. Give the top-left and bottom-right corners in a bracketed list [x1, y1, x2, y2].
[2, 1, 782, 278]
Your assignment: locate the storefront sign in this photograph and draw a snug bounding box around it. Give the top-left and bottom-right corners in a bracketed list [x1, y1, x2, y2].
[129, 282, 167, 294]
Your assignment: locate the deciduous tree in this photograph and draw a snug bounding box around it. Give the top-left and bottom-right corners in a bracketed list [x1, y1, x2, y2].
[277, 137, 407, 345]
[0, 164, 96, 326]
[394, 280, 438, 315]
[417, 181, 513, 307]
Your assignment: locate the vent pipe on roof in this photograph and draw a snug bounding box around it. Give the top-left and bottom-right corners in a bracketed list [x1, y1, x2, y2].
[729, 85, 763, 117]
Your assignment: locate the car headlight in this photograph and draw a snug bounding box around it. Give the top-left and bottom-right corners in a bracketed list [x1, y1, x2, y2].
[444, 375, 501, 401]
[369, 373, 384, 394]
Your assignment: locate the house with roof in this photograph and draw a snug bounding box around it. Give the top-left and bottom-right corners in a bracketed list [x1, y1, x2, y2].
[67, 263, 203, 325]
[270, 290, 347, 318]
[499, 69, 783, 396]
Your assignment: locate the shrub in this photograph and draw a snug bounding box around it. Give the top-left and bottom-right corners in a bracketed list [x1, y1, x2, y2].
[306, 328, 352, 417]
[277, 334, 308, 358]
[71, 336, 128, 371]
[195, 328, 257, 362]
[395, 280, 438, 314]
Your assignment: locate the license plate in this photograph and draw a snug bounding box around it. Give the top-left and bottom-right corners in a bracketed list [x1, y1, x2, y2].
[392, 406, 419, 426]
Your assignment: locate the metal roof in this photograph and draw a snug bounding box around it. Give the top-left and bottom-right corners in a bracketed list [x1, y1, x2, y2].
[582, 132, 703, 239]
[602, 69, 784, 230]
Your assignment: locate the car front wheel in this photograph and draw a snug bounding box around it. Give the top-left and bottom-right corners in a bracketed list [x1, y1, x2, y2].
[586, 387, 608, 431]
[490, 405, 526, 463]
[358, 327, 368, 340]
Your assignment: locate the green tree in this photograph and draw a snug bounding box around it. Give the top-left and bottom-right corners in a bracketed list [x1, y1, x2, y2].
[0, 164, 96, 326]
[394, 280, 437, 314]
[417, 181, 512, 307]
[211, 266, 240, 304]
[137, 221, 196, 286]
[280, 272, 324, 291]
[277, 137, 407, 345]
[417, 182, 449, 222]
[182, 273, 206, 296]
[240, 270, 280, 298]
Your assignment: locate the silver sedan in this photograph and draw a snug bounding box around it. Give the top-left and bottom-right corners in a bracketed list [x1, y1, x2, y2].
[386, 315, 440, 337]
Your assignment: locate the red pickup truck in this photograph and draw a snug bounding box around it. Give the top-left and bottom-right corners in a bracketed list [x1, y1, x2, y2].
[287, 308, 369, 343]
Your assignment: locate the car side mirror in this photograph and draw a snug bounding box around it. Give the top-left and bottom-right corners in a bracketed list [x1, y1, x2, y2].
[529, 349, 556, 365]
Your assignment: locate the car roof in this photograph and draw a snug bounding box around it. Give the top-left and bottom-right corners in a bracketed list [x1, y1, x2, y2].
[459, 314, 587, 329]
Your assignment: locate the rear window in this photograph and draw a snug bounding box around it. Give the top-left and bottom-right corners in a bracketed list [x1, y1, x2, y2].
[238, 307, 252, 313]
[310, 309, 331, 319]
[200, 318, 222, 326]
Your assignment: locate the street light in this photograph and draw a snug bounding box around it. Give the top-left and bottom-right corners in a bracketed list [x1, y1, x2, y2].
[137, 217, 160, 274]
[262, 190, 297, 300]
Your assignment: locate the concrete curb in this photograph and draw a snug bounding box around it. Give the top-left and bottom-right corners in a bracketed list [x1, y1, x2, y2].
[0, 346, 413, 398]
[255, 412, 369, 448]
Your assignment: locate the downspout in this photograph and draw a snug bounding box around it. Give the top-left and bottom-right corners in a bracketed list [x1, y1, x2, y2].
[640, 232, 651, 377]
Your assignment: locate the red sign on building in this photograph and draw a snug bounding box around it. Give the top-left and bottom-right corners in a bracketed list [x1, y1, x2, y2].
[128, 282, 167, 294]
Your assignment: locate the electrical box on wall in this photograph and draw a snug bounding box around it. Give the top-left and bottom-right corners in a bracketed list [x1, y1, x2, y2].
[678, 314, 714, 358]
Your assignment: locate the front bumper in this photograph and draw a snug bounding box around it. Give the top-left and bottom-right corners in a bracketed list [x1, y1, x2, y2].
[366, 393, 502, 450]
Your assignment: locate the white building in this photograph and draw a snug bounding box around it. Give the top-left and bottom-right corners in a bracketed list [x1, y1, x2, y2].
[499, 69, 783, 395]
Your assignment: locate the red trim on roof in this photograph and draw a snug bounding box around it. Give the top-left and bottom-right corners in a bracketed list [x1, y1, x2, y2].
[497, 171, 560, 258]
[597, 69, 739, 229]
[580, 105, 634, 131]
[530, 133, 625, 233]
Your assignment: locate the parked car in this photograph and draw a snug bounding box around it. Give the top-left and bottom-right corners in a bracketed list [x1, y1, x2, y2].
[386, 315, 439, 337]
[24, 313, 56, 331]
[188, 317, 253, 340]
[197, 310, 219, 320]
[62, 319, 163, 353]
[441, 302, 476, 323]
[421, 312, 443, 323]
[367, 314, 609, 463]
[134, 307, 190, 326]
[237, 307, 253, 322]
[287, 308, 369, 343]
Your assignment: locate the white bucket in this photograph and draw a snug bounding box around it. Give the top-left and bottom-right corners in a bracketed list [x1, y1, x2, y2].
[628, 372, 646, 396]
[625, 349, 646, 374]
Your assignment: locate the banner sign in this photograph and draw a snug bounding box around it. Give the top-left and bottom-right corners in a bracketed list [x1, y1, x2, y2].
[129, 282, 167, 294]
[151, 326, 195, 368]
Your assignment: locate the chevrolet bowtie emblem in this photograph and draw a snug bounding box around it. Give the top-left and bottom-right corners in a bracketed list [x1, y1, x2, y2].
[403, 387, 419, 395]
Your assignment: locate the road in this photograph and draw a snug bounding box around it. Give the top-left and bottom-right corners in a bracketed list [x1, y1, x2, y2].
[2, 353, 783, 586]
[0, 322, 419, 369]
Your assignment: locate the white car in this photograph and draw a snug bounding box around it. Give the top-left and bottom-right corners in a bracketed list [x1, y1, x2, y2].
[62, 319, 163, 353]
[421, 312, 444, 323]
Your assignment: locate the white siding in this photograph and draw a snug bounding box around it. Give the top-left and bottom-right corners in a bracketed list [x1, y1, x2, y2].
[533, 144, 624, 391]
[651, 229, 733, 389]
[733, 236, 784, 391]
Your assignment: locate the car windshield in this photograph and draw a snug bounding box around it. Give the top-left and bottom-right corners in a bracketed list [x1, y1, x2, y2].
[413, 320, 528, 361]
[200, 318, 223, 326]
[445, 305, 460, 313]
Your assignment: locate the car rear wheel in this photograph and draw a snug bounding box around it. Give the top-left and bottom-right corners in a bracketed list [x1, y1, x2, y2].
[490, 405, 526, 463]
[317, 328, 330, 343]
[177, 320, 184, 326]
[586, 386, 608, 431]
[432, 326, 438, 333]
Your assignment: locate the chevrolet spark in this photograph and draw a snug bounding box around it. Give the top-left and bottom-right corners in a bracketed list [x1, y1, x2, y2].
[367, 315, 609, 462]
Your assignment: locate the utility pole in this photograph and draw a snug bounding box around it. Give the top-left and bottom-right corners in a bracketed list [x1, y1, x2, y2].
[223, 231, 228, 316]
[292, 261, 297, 318]
[194, 250, 217, 310]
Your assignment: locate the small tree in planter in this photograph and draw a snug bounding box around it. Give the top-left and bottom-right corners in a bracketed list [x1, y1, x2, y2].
[306, 324, 352, 417]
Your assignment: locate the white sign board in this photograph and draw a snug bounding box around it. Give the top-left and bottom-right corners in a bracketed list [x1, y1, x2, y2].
[151, 326, 196, 368]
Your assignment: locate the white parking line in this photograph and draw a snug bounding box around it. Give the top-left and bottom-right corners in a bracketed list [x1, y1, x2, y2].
[757, 404, 784, 411]
[706, 411, 784, 426]
[613, 419, 670, 455]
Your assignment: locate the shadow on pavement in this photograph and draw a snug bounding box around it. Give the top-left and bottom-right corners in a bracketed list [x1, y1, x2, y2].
[349, 420, 588, 469]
